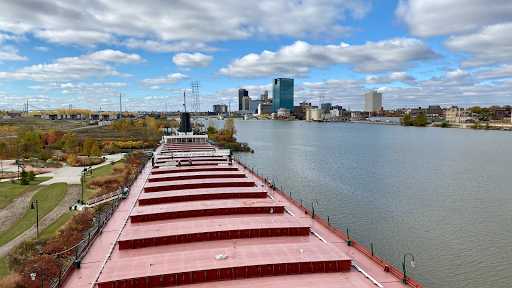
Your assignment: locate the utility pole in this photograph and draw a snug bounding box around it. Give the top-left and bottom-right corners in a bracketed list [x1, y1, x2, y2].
[26, 99, 29, 124]
[119, 93, 122, 121]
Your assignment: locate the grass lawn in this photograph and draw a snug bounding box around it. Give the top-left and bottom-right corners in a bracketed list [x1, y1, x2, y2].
[39, 211, 78, 238]
[0, 177, 52, 209]
[0, 183, 67, 247]
[0, 256, 8, 280]
[81, 161, 121, 201]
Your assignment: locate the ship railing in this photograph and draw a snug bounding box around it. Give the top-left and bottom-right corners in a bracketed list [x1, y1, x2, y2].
[234, 158, 423, 288]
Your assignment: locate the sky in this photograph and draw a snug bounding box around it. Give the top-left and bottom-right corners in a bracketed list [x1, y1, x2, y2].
[0, 0, 511, 112]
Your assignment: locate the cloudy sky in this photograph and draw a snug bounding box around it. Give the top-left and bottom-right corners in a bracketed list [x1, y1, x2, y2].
[0, 0, 511, 112]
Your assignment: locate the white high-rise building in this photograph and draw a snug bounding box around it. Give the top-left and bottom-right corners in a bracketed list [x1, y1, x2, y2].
[365, 90, 382, 112]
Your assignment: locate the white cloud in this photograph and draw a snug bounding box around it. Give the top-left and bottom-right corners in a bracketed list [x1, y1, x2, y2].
[34, 46, 49, 52]
[443, 69, 471, 79]
[0, 0, 371, 44]
[122, 39, 219, 53]
[0, 49, 143, 82]
[0, 33, 26, 45]
[216, 39, 439, 78]
[140, 73, 190, 85]
[0, 21, 32, 34]
[28, 82, 132, 91]
[0, 45, 28, 61]
[33, 29, 114, 46]
[395, 0, 512, 38]
[176, 67, 192, 72]
[444, 23, 512, 69]
[473, 65, 512, 80]
[172, 53, 212, 67]
[363, 72, 415, 84]
[84, 49, 146, 64]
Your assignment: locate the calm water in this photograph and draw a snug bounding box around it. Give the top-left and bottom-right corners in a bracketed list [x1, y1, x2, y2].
[208, 119, 512, 288]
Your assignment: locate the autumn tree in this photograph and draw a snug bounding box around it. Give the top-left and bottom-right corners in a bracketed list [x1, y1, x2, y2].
[412, 114, 429, 126]
[221, 118, 237, 142]
[62, 132, 77, 153]
[91, 143, 102, 157]
[17, 126, 41, 156]
[83, 138, 97, 156]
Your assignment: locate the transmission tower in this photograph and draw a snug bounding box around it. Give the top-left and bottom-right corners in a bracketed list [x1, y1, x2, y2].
[190, 81, 201, 115]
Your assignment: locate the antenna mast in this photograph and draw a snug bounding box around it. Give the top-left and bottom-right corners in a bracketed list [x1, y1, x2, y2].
[119, 93, 122, 120]
[183, 91, 187, 113]
[190, 81, 200, 115]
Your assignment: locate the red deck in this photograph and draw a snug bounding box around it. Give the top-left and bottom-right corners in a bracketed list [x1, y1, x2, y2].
[118, 217, 310, 249]
[143, 178, 255, 192]
[147, 171, 246, 182]
[150, 165, 239, 175]
[97, 243, 352, 288]
[138, 187, 267, 205]
[154, 161, 231, 167]
[130, 199, 285, 223]
[62, 142, 423, 288]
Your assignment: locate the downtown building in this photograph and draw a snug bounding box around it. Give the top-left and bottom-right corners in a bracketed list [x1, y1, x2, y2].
[364, 90, 382, 112]
[272, 78, 294, 113]
[238, 88, 248, 111]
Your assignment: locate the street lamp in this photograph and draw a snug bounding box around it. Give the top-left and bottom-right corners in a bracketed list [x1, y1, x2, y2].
[30, 200, 39, 237]
[311, 199, 319, 219]
[402, 253, 415, 284]
[30, 264, 43, 288]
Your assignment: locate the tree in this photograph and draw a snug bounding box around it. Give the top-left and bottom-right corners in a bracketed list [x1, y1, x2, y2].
[83, 138, 96, 155]
[62, 132, 77, 153]
[402, 115, 413, 126]
[469, 106, 482, 114]
[28, 170, 36, 181]
[91, 143, 102, 157]
[221, 118, 237, 142]
[412, 114, 429, 126]
[17, 126, 41, 156]
[207, 126, 216, 135]
[20, 169, 29, 185]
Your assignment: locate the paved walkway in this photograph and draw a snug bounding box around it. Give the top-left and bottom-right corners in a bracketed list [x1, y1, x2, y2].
[41, 154, 124, 185]
[0, 185, 47, 235]
[0, 184, 81, 258]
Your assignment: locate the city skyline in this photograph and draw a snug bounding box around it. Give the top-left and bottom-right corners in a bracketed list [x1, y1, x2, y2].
[0, 1, 511, 112]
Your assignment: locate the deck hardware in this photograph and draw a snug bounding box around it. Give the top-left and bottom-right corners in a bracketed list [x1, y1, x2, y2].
[311, 199, 319, 219]
[402, 253, 415, 284]
[346, 229, 351, 246]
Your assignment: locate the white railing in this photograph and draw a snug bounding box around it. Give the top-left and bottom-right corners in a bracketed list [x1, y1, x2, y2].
[85, 188, 123, 206]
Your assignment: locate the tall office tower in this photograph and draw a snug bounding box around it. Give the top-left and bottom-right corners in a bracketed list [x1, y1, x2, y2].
[364, 90, 382, 112]
[260, 90, 269, 102]
[242, 96, 251, 111]
[272, 78, 294, 113]
[238, 89, 248, 111]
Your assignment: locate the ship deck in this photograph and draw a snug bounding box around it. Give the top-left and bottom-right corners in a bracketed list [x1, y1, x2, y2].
[63, 142, 423, 288]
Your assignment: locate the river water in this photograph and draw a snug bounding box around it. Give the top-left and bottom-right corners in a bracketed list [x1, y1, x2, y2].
[206, 119, 512, 288]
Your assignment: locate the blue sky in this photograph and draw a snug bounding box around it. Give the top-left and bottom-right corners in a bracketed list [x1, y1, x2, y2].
[0, 0, 511, 112]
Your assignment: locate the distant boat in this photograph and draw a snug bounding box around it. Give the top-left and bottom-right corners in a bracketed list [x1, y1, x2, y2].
[217, 114, 225, 120]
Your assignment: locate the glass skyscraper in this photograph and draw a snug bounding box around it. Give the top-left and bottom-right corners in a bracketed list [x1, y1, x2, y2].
[272, 78, 294, 113]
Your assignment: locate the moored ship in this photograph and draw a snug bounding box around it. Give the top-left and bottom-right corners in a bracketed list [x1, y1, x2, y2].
[63, 112, 423, 288]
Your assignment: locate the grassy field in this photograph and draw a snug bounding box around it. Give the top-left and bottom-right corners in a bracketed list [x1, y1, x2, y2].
[0, 183, 67, 247]
[81, 163, 117, 201]
[0, 177, 52, 209]
[39, 211, 77, 238]
[0, 257, 8, 280]
[0, 117, 85, 134]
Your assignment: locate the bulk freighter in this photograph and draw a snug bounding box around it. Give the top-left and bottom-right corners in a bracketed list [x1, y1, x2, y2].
[62, 112, 422, 288]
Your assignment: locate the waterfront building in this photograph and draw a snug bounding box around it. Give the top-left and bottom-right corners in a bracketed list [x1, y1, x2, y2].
[260, 90, 269, 102]
[306, 108, 321, 121]
[277, 108, 290, 118]
[238, 88, 248, 111]
[241, 96, 251, 111]
[364, 90, 382, 112]
[446, 106, 472, 122]
[258, 103, 273, 115]
[492, 107, 511, 120]
[213, 104, 227, 113]
[272, 78, 294, 113]
[250, 100, 264, 114]
[320, 103, 332, 111]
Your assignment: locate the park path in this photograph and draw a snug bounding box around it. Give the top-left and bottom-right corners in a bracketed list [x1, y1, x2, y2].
[0, 184, 47, 235]
[0, 184, 81, 258]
